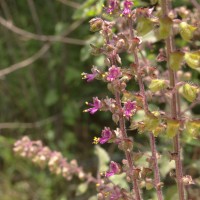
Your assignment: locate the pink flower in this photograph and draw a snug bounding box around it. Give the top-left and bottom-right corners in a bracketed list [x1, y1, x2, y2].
[121, 0, 133, 17]
[107, 65, 122, 82]
[85, 97, 102, 114]
[99, 127, 112, 144]
[105, 0, 118, 14]
[82, 67, 99, 82]
[123, 100, 136, 118]
[106, 161, 121, 177]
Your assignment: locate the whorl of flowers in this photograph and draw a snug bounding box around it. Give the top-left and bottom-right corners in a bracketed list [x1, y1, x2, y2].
[13, 136, 92, 181]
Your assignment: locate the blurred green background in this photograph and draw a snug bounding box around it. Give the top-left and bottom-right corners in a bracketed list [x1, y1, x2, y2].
[0, 0, 199, 199]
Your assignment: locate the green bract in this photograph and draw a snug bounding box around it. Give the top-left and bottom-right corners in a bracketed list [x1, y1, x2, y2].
[137, 17, 154, 36]
[166, 120, 180, 138]
[156, 17, 172, 39]
[169, 51, 184, 71]
[184, 51, 200, 69]
[181, 83, 199, 102]
[149, 79, 167, 92]
[179, 22, 197, 42]
[185, 121, 200, 137]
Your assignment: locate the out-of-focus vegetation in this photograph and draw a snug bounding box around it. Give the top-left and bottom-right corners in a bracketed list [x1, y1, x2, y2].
[0, 0, 199, 199]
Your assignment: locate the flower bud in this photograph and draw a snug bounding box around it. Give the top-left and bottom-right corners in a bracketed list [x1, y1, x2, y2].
[169, 51, 184, 71]
[156, 182, 164, 190]
[149, 79, 168, 92]
[145, 179, 154, 190]
[136, 17, 153, 36]
[132, 168, 141, 179]
[118, 138, 133, 152]
[181, 83, 199, 102]
[182, 175, 194, 185]
[140, 168, 152, 179]
[112, 113, 119, 124]
[90, 44, 102, 56]
[89, 18, 103, 32]
[166, 120, 180, 138]
[184, 51, 200, 69]
[179, 22, 197, 42]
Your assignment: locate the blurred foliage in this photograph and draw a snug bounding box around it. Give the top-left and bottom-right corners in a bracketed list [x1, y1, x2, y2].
[0, 0, 199, 199]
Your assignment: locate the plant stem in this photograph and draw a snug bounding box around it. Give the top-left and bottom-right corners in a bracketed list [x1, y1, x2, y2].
[115, 91, 142, 200]
[149, 133, 164, 200]
[160, 0, 185, 199]
[134, 49, 164, 200]
[128, 19, 164, 200]
[110, 49, 141, 200]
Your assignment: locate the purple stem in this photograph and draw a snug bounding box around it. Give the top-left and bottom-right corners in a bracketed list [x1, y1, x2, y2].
[128, 18, 164, 200]
[160, 0, 185, 199]
[115, 91, 142, 200]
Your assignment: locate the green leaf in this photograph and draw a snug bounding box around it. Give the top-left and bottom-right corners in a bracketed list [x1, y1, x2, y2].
[94, 145, 110, 172]
[73, 0, 104, 19]
[45, 89, 59, 106]
[80, 45, 91, 61]
[88, 196, 98, 200]
[65, 68, 81, 85]
[109, 173, 130, 190]
[75, 182, 88, 196]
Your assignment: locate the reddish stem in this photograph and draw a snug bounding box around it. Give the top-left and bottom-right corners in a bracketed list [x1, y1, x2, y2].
[115, 91, 142, 200]
[160, 0, 185, 199]
[128, 19, 164, 200]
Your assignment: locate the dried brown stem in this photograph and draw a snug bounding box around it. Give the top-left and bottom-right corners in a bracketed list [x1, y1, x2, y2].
[190, 0, 200, 11]
[27, 0, 42, 33]
[0, 16, 86, 45]
[0, 115, 58, 129]
[0, 44, 50, 77]
[161, 0, 185, 199]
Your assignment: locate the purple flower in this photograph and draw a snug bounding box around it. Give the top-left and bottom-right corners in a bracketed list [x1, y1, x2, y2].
[85, 97, 102, 114]
[99, 127, 112, 144]
[105, 0, 118, 14]
[82, 67, 99, 82]
[121, 0, 133, 17]
[123, 100, 136, 118]
[106, 161, 121, 177]
[107, 65, 122, 82]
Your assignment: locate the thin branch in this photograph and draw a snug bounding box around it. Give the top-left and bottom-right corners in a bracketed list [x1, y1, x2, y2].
[190, 0, 200, 11]
[0, 0, 12, 20]
[0, 115, 58, 129]
[0, 44, 50, 77]
[27, 0, 42, 33]
[62, 19, 86, 36]
[57, 0, 81, 9]
[0, 16, 86, 45]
